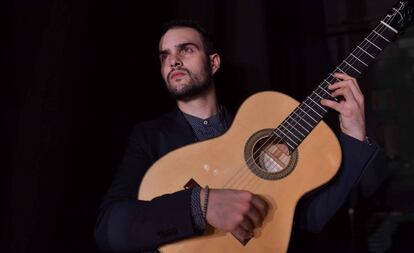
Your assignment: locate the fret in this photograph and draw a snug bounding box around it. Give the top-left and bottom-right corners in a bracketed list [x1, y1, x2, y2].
[328, 74, 341, 82]
[318, 83, 339, 102]
[302, 100, 323, 118]
[364, 38, 382, 51]
[361, 42, 381, 59]
[371, 36, 391, 50]
[336, 67, 346, 74]
[339, 62, 359, 77]
[287, 115, 311, 133]
[276, 127, 298, 146]
[357, 46, 375, 59]
[308, 95, 327, 113]
[344, 58, 368, 74]
[284, 141, 294, 151]
[283, 119, 306, 138]
[322, 79, 331, 86]
[380, 20, 398, 34]
[350, 53, 368, 67]
[374, 25, 396, 44]
[272, 129, 296, 149]
[297, 107, 318, 123]
[318, 84, 332, 97]
[373, 30, 390, 42]
[290, 111, 313, 129]
[343, 60, 362, 75]
[319, 79, 331, 87]
[278, 124, 301, 142]
[312, 91, 324, 100]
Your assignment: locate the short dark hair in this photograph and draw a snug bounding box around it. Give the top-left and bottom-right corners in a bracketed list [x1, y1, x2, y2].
[160, 19, 216, 55]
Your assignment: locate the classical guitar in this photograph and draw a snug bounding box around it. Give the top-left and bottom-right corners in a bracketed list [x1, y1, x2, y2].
[139, 1, 413, 252]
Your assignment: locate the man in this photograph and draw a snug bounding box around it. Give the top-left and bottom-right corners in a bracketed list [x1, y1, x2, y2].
[94, 19, 379, 252]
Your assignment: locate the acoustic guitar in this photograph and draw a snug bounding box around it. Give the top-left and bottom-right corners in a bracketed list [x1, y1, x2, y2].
[139, 1, 413, 252]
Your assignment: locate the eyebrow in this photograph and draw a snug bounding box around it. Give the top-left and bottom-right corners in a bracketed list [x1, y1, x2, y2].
[158, 42, 200, 56]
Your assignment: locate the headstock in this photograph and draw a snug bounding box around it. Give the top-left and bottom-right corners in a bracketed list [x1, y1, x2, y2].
[383, 1, 414, 32]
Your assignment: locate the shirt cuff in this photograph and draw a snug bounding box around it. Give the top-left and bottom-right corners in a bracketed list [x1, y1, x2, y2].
[191, 186, 206, 232]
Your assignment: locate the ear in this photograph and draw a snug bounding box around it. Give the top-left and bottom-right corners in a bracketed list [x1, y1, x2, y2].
[209, 53, 221, 75]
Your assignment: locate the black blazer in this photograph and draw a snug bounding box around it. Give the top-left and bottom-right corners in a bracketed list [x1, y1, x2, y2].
[95, 109, 379, 252]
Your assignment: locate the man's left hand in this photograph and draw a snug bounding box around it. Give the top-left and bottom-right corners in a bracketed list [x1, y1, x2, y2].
[320, 72, 366, 141]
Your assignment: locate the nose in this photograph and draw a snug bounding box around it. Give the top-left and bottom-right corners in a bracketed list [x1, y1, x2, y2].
[169, 54, 183, 68]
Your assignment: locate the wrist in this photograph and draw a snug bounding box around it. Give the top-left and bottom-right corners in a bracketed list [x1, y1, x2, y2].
[342, 130, 366, 142]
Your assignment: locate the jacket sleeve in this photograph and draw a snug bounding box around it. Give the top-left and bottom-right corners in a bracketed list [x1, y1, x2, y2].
[297, 132, 380, 233]
[94, 125, 201, 252]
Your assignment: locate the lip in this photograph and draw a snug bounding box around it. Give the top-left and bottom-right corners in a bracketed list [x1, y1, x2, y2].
[170, 71, 186, 80]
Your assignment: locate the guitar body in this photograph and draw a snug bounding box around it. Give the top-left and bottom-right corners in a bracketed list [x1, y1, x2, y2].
[139, 91, 341, 253]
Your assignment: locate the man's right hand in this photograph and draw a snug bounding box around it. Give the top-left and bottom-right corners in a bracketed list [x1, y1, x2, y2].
[200, 188, 269, 241]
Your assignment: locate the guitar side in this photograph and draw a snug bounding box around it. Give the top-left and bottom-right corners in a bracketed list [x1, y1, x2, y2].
[138, 91, 341, 253]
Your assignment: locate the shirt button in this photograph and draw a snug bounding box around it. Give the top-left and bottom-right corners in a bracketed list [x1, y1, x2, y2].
[203, 120, 208, 125]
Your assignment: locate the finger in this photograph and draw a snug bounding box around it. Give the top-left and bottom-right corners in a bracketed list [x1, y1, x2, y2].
[330, 89, 361, 117]
[251, 196, 268, 221]
[245, 204, 264, 228]
[329, 82, 363, 105]
[330, 86, 357, 104]
[332, 73, 363, 104]
[239, 215, 254, 232]
[321, 96, 358, 116]
[320, 98, 342, 113]
[333, 72, 360, 91]
[233, 226, 254, 241]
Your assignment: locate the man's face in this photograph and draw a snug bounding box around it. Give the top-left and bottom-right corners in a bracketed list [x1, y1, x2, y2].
[158, 27, 213, 100]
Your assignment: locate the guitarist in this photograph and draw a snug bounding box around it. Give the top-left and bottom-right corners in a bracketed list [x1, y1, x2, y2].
[95, 19, 379, 252]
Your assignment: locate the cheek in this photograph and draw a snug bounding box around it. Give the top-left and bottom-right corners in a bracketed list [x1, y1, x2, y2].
[161, 66, 168, 80]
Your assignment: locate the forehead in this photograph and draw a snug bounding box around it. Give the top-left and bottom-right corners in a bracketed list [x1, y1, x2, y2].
[159, 27, 204, 51]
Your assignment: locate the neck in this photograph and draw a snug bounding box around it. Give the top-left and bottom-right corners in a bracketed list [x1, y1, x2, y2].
[176, 84, 219, 119]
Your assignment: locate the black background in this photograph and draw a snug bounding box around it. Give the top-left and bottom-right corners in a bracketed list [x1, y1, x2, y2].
[3, 0, 412, 252]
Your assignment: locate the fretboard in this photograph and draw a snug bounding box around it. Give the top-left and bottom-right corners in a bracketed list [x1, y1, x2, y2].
[273, 18, 400, 152]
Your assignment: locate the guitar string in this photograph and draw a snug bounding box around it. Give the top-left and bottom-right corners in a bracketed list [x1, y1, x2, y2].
[222, 12, 398, 191]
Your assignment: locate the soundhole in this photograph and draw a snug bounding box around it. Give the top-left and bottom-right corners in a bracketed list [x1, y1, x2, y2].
[244, 129, 298, 180]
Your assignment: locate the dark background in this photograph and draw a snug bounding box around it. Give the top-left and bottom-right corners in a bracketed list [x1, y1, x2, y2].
[3, 0, 414, 252]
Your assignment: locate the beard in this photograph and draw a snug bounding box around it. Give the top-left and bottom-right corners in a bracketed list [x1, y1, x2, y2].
[165, 62, 213, 101]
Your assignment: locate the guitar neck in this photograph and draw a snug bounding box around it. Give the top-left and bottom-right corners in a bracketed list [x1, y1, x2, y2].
[273, 0, 413, 152]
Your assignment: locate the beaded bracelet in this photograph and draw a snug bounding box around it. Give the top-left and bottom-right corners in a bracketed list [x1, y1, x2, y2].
[203, 186, 209, 220]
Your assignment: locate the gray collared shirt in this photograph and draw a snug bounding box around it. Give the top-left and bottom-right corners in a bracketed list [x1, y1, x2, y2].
[182, 110, 227, 141]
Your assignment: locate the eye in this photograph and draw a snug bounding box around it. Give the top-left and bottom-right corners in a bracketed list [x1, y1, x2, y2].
[182, 46, 193, 54]
[159, 54, 167, 62]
